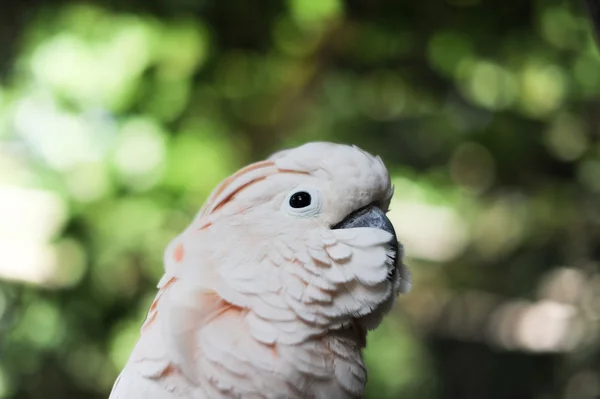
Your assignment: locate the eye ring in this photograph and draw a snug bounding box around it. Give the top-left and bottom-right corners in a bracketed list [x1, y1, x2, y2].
[282, 186, 322, 218]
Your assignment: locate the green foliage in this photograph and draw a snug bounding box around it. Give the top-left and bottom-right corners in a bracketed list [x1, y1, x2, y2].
[0, 0, 599, 398]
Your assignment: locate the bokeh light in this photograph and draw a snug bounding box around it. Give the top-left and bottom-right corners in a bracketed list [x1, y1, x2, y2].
[1, 1, 600, 399]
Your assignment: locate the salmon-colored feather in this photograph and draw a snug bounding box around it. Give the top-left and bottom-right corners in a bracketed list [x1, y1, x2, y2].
[109, 142, 411, 399]
[200, 160, 277, 217]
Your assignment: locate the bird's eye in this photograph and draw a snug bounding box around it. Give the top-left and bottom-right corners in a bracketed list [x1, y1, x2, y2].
[283, 186, 322, 218]
[289, 191, 311, 208]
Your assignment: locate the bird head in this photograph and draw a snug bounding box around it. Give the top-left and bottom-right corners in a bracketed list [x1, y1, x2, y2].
[161, 142, 411, 345]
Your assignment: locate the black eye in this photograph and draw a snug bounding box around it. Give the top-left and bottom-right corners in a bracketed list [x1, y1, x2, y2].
[289, 191, 312, 208]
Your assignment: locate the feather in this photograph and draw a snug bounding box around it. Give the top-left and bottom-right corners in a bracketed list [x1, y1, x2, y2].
[109, 142, 410, 399]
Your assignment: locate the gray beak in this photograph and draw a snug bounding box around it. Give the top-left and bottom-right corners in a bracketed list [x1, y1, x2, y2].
[332, 205, 400, 279]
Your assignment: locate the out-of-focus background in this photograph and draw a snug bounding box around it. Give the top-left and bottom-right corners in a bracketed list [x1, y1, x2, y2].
[0, 0, 599, 398]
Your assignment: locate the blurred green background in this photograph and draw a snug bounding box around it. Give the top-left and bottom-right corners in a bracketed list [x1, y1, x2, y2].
[0, 0, 599, 398]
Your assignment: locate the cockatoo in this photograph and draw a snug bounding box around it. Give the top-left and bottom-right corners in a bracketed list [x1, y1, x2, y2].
[109, 142, 411, 399]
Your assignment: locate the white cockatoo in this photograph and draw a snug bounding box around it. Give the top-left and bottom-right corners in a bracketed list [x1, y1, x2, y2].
[109, 142, 411, 399]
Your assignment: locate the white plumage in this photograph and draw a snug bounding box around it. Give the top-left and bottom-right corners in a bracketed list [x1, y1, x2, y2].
[109, 142, 411, 399]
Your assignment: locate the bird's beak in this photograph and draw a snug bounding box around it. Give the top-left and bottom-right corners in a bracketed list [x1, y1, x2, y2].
[331, 205, 400, 277]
